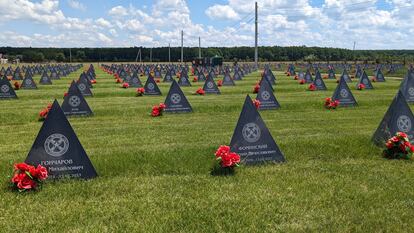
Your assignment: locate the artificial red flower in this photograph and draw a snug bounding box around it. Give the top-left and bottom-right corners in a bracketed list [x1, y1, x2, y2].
[371, 77, 377, 82]
[136, 87, 145, 96]
[383, 132, 414, 160]
[299, 79, 305, 85]
[11, 162, 48, 191]
[115, 78, 122, 83]
[252, 99, 261, 109]
[215, 145, 230, 158]
[14, 163, 33, 172]
[214, 145, 240, 168]
[159, 103, 166, 110]
[91, 80, 97, 84]
[34, 165, 48, 181]
[287, 72, 291, 76]
[324, 98, 339, 109]
[196, 88, 205, 95]
[308, 83, 316, 91]
[253, 84, 260, 93]
[357, 83, 365, 90]
[323, 75, 328, 79]
[122, 83, 130, 88]
[151, 106, 160, 117]
[64, 92, 68, 97]
[193, 77, 198, 82]
[294, 75, 298, 80]
[13, 82, 20, 90]
[217, 80, 223, 87]
[156, 79, 161, 83]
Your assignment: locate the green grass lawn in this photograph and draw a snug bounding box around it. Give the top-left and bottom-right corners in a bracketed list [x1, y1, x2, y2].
[1, 65, 414, 232]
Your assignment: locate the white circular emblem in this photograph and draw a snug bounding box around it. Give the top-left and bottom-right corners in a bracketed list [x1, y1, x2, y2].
[242, 123, 261, 143]
[207, 82, 214, 89]
[25, 79, 32, 85]
[261, 91, 271, 101]
[181, 78, 187, 84]
[132, 78, 138, 84]
[363, 79, 368, 85]
[170, 93, 181, 104]
[408, 87, 414, 96]
[78, 83, 86, 91]
[316, 79, 322, 85]
[397, 115, 412, 132]
[1, 84, 9, 93]
[340, 89, 348, 98]
[42, 76, 48, 81]
[44, 133, 69, 157]
[148, 83, 154, 90]
[69, 95, 81, 107]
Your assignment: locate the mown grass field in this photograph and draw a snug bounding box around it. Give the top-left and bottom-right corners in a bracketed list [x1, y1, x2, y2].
[1, 64, 414, 232]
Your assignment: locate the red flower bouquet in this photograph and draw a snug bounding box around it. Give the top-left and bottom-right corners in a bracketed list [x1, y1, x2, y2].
[115, 78, 122, 83]
[211, 145, 241, 176]
[64, 92, 68, 97]
[253, 84, 260, 93]
[371, 77, 377, 82]
[38, 103, 52, 121]
[252, 99, 261, 109]
[14, 82, 20, 90]
[122, 83, 130, 88]
[299, 79, 305, 85]
[308, 83, 316, 91]
[217, 80, 223, 87]
[195, 88, 205, 95]
[294, 75, 298, 80]
[383, 132, 414, 160]
[136, 87, 145, 96]
[357, 83, 365, 90]
[11, 163, 48, 192]
[193, 77, 198, 82]
[151, 103, 166, 117]
[324, 97, 339, 110]
[91, 80, 97, 84]
[155, 79, 161, 83]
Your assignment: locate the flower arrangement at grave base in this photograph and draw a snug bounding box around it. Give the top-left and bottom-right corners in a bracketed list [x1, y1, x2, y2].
[195, 88, 205, 95]
[193, 77, 198, 82]
[155, 79, 161, 83]
[357, 83, 365, 90]
[121, 83, 130, 89]
[136, 88, 145, 97]
[308, 83, 316, 91]
[7, 76, 12, 81]
[38, 103, 52, 121]
[210, 145, 241, 176]
[217, 80, 223, 87]
[91, 80, 97, 84]
[252, 99, 261, 109]
[323, 75, 328, 79]
[115, 77, 122, 83]
[286, 72, 291, 76]
[294, 75, 298, 80]
[151, 103, 166, 117]
[10, 163, 48, 192]
[371, 77, 377, 82]
[299, 79, 305, 85]
[253, 84, 260, 93]
[383, 132, 414, 160]
[324, 97, 339, 110]
[13, 82, 20, 90]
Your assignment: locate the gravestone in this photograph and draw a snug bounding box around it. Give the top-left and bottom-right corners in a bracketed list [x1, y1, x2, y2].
[178, 73, 191, 86]
[202, 75, 220, 94]
[25, 100, 97, 179]
[144, 76, 162, 95]
[62, 81, 93, 116]
[39, 71, 52, 85]
[0, 76, 17, 99]
[230, 95, 285, 164]
[328, 69, 336, 79]
[21, 75, 37, 89]
[76, 79, 93, 97]
[129, 72, 143, 87]
[332, 76, 357, 107]
[256, 78, 280, 110]
[340, 69, 352, 83]
[163, 70, 174, 82]
[357, 71, 374, 89]
[222, 73, 235, 86]
[304, 70, 314, 83]
[313, 71, 327, 90]
[198, 72, 207, 82]
[375, 69, 386, 82]
[372, 91, 414, 145]
[399, 70, 414, 104]
[164, 79, 192, 113]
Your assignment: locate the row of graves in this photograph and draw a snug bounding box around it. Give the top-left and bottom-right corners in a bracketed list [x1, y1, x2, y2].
[0, 64, 83, 99]
[7, 62, 414, 180]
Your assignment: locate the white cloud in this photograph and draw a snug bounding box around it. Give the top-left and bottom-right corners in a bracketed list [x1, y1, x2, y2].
[205, 4, 240, 20]
[95, 18, 112, 28]
[108, 6, 128, 17]
[67, 0, 86, 11]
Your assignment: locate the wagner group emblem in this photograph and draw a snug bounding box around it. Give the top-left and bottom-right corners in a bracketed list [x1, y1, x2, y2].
[69, 96, 81, 107]
[242, 122, 261, 143]
[1, 84, 10, 93]
[170, 93, 181, 104]
[397, 115, 412, 132]
[340, 89, 348, 98]
[44, 133, 69, 157]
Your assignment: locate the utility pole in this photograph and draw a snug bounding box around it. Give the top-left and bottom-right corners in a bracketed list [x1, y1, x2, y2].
[353, 41, 356, 51]
[198, 37, 201, 59]
[181, 30, 184, 64]
[135, 47, 141, 63]
[69, 48, 72, 63]
[139, 47, 142, 64]
[150, 47, 152, 63]
[254, 2, 258, 68]
[168, 43, 171, 63]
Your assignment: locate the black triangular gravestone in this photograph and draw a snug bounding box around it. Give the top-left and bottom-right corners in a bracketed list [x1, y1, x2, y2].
[198, 72, 207, 82]
[79, 73, 92, 88]
[399, 71, 414, 104]
[76, 79, 93, 97]
[332, 76, 357, 107]
[202, 75, 220, 94]
[372, 91, 414, 146]
[328, 69, 336, 79]
[375, 69, 386, 82]
[304, 70, 313, 83]
[313, 71, 327, 90]
[129, 72, 143, 87]
[21, 75, 37, 89]
[163, 71, 174, 82]
[144, 76, 162, 96]
[256, 78, 280, 110]
[357, 71, 374, 89]
[164, 80, 192, 113]
[230, 95, 285, 165]
[178, 74, 191, 86]
[62, 81, 93, 116]
[0, 76, 17, 99]
[340, 69, 352, 83]
[39, 71, 52, 85]
[25, 100, 97, 179]
[222, 72, 235, 86]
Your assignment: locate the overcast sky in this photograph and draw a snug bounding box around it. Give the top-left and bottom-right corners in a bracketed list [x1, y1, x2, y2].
[0, 0, 413, 49]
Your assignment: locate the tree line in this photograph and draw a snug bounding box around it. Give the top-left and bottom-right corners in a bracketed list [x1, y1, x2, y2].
[1, 46, 414, 64]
